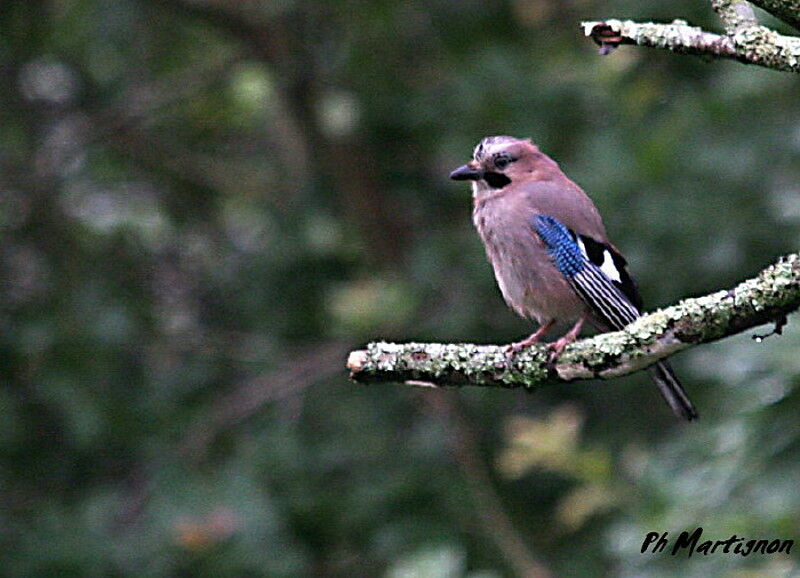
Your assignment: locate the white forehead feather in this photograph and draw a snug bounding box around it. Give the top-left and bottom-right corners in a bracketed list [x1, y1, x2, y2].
[472, 135, 520, 161]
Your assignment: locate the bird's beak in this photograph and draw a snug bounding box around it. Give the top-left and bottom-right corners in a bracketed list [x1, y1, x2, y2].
[449, 163, 483, 181]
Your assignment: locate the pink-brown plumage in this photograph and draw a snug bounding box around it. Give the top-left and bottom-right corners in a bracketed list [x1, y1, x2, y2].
[450, 136, 698, 420]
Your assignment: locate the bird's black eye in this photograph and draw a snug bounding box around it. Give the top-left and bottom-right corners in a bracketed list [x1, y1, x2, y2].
[494, 155, 513, 170]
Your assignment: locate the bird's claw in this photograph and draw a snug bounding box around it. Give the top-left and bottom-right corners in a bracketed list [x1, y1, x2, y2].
[505, 321, 555, 359]
[546, 337, 572, 362]
[505, 339, 535, 359]
[504, 334, 575, 363]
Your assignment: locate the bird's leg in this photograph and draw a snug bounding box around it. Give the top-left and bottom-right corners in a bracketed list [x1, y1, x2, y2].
[506, 319, 555, 356]
[547, 316, 586, 362]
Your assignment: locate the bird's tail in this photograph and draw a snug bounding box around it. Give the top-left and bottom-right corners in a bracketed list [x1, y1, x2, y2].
[647, 361, 698, 421]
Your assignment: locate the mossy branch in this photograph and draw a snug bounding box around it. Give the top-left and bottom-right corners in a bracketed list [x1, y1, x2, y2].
[582, 0, 800, 73]
[347, 254, 800, 390]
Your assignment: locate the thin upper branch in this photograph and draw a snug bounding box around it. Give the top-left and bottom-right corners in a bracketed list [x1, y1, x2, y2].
[582, 19, 738, 59]
[582, 16, 800, 73]
[347, 254, 800, 390]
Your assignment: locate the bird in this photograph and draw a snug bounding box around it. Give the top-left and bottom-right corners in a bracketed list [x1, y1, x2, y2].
[450, 135, 698, 421]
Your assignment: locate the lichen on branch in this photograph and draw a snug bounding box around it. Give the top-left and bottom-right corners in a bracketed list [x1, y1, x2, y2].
[582, 7, 800, 74]
[347, 254, 800, 390]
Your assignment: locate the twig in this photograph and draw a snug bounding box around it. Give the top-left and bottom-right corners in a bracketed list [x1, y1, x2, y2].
[425, 391, 552, 578]
[712, 0, 759, 34]
[748, 0, 800, 31]
[347, 254, 799, 389]
[184, 341, 350, 459]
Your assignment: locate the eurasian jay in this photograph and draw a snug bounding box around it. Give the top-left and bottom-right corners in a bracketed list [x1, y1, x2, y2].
[450, 135, 698, 421]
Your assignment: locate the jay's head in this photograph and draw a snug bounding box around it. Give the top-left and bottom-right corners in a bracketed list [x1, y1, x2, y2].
[450, 136, 558, 196]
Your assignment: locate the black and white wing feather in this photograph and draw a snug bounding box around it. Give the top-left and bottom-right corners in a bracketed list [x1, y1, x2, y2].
[533, 215, 698, 421]
[533, 215, 640, 331]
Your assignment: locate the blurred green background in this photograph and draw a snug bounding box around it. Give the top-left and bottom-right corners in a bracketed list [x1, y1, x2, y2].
[1, 0, 799, 576]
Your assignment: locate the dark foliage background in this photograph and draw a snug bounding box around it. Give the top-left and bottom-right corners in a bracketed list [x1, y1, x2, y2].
[1, 1, 798, 576]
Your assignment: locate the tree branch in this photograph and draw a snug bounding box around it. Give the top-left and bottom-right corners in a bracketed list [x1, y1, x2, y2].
[582, 19, 737, 59]
[748, 0, 800, 31]
[582, 15, 800, 73]
[712, 0, 759, 34]
[347, 254, 800, 390]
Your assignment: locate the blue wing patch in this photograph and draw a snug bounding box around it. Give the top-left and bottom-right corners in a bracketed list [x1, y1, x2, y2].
[533, 214, 641, 330]
[532, 215, 584, 278]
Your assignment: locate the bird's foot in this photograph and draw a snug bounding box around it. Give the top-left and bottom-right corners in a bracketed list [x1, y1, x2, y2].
[506, 335, 540, 357]
[546, 335, 574, 362]
[546, 316, 587, 362]
[505, 320, 555, 358]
